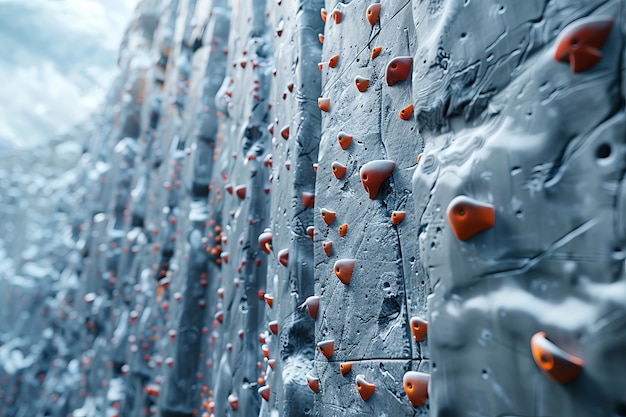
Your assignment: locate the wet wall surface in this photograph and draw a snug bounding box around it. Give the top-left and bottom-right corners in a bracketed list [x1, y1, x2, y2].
[0, 0, 624, 416]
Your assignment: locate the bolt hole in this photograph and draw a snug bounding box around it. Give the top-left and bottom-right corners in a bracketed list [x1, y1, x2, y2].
[460, 32, 467, 39]
[571, 38, 579, 48]
[596, 143, 611, 159]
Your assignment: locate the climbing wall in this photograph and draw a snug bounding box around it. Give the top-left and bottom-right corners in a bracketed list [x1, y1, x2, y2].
[0, 1, 624, 417]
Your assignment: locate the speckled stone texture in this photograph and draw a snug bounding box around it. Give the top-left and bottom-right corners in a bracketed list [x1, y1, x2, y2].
[0, 1, 624, 417]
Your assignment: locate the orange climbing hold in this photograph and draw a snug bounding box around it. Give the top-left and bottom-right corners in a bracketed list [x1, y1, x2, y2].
[355, 76, 370, 92]
[322, 241, 332, 257]
[318, 34, 324, 44]
[304, 295, 320, 320]
[307, 226, 315, 241]
[320, 8, 327, 22]
[264, 294, 274, 308]
[302, 192, 315, 208]
[328, 55, 339, 68]
[332, 161, 347, 179]
[320, 208, 336, 226]
[554, 16, 613, 73]
[355, 375, 375, 401]
[360, 160, 395, 199]
[366, 4, 381, 26]
[340, 362, 352, 376]
[338, 223, 348, 237]
[371, 46, 382, 60]
[334, 259, 355, 285]
[391, 211, 406, 225]
[306, 374, 320, 393]
[399, 104, 414, 120]
[410, 316, 428, 342]
[258, 385, 270, 402]
[403, 371, 429, 407]
[531, 332, 584, 384]
[446, 196, 495, 241]
[318, 98, 330, 112]
[278, 249, 289, 267]
[337, 132, 352, 150]
[386, 56, 413, 86]
[317, 339, 335, 359]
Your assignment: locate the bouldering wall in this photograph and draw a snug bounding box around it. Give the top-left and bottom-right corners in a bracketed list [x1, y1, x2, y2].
[0, 0, 625, 417]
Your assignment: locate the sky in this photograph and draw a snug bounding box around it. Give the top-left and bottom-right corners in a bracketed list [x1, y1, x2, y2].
[0, 0, 139, 149]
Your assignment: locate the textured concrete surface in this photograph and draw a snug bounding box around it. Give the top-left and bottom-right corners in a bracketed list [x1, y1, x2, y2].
[0, 0, 624, 416]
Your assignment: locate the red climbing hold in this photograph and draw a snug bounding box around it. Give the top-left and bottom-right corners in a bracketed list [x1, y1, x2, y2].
[328, 55, 339, 68]
[318, 98, 330, 112]
[371, 46, 382, 60]
[391, 211, 406, 225]
[332, 161, 347, 179]
[306, 374, 320, 393]
[258, 230, 272, 254]
[399, 104, 414, 120]
[268, 320, 278, 335]
[280, 126, 290, 140]
[366, 4, 381, 26]
[307, 226, 315, 241]
[386, 56, 413, 86]
[355, 375, 375, 401]
[322, 241, 332, 257]
[355, 76, 370, 92]
[320, 208, 336, 226]
[410, 317, 428, 342]
[337, 132, 352, 150]
[360, 160, 395, 199]
[258, 385, 270, 402]
[235, 185, 246, 199]
[304, 296, 320, 320]
[317, 339, 335, 359]
[228, 394, 238, 410]
[332, 10, 342, 24]
[340, 362, 352, 376]
[531, 332, 584, 384]
[446, 196, 495, 241]
[278, 249, 289, 267]
[554, 16, 613, 73]
[302, 192, 315, 208]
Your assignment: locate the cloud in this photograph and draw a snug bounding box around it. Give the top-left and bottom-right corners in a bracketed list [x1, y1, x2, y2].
[0, 0, 138, 148]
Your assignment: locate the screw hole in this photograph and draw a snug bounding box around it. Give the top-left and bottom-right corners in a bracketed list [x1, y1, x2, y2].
[596, 143, 611, 159]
